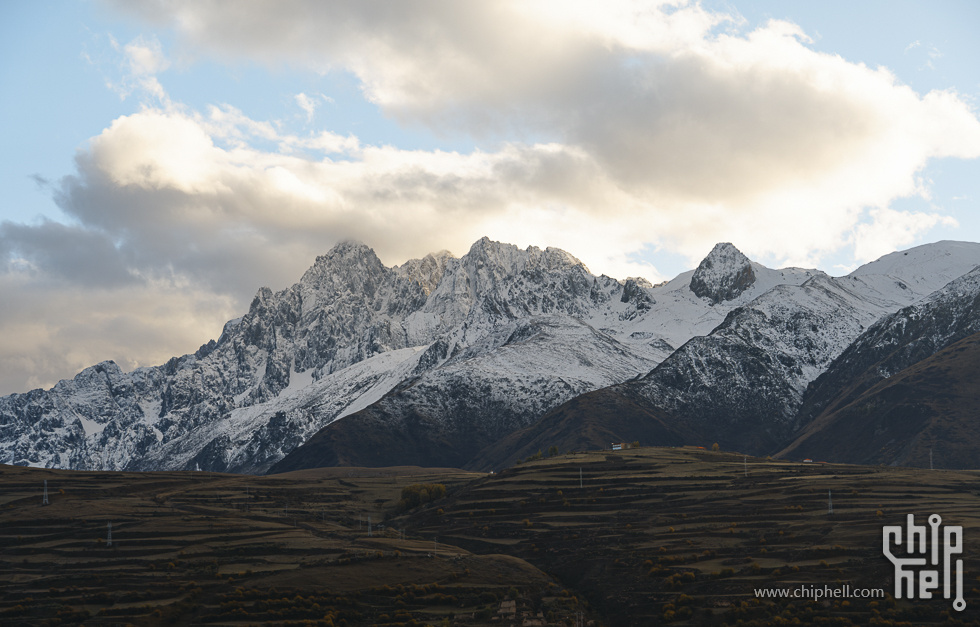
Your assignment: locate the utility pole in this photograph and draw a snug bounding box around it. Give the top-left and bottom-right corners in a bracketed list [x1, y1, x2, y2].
[828, 490, 833, 515]
[106, 521, 113, 547]
[744, 455, 747, 478]
[930, 448, 934, 470]
[579, 467, 583, 489]
[42, 480, 49, 506]
[368, 515, 372, 537]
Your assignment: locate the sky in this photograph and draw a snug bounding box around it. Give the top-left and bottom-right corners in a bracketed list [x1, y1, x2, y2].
[1, 0, 979, 395]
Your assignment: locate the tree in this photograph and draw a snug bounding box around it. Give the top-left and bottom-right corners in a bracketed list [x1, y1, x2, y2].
[711, 443, 720, 452]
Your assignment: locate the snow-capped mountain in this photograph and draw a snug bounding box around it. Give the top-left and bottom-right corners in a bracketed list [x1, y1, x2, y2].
[778, 264, 980, 467]
[0, 237, 807, 473]
[466, 241, 980, 469]
[2, 238, 979, 474]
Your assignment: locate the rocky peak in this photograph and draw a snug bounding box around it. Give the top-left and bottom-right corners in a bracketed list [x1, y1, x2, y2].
[396, 250, 455, 295]
[621, 277, 654, 304]
[299, 239, 387, 294]
[689, 243, 756, 304]
[537, 247, 588, 273]
[464, 237, 525, 271]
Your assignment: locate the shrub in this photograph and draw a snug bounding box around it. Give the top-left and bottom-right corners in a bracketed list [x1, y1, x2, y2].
[398, 483, 447, 509]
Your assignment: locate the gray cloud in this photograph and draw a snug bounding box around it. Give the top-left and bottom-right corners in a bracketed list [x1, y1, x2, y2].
[2, 1, 978, 395]
[0, 219, 136, 287]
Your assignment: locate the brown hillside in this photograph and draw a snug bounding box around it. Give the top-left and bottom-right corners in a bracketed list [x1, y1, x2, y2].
[778, 331, 980, 468]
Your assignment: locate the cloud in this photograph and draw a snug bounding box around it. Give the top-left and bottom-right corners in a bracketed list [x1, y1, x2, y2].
[0, 219, 136, 287]
[295, 93, 317, 122]
[107, 0, 980, 256]
[0, 273, 237, 394]
[43, 105, 649, 290]
[852, 207, 958, 263]
[3, 0, 980, 394]
[103, 34, 170, 102]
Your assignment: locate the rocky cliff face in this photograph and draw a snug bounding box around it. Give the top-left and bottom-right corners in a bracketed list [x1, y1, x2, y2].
[689, 243, 757, 303]
[3, 238, 979, 474]
[0, 238, 773, 473]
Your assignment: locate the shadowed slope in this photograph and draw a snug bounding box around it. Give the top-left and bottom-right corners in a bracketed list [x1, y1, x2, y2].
[778, 331, 980, 468]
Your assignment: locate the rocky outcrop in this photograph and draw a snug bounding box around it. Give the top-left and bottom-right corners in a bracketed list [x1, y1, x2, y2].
[689, 243, 756, 303]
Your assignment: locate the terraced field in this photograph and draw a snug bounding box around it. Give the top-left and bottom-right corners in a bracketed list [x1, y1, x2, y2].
[0, 465, 584, 626]
[3, 447, 980, 626]
[408, 447, 980, 626]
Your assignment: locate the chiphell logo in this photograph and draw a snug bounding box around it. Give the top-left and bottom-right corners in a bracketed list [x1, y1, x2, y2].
[883, 513, 965, 611]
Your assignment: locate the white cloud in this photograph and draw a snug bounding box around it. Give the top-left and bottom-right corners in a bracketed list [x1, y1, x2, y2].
[4, 0, 980, 393]
[295, 92, 317, 122]
[104, 35, 171, 102]
[107, 1, 980, 261]
[124, 35, 170, 76]
[853, 207, 958, 263]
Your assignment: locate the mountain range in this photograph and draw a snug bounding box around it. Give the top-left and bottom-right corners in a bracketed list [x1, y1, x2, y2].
[3, 237, 979, 473]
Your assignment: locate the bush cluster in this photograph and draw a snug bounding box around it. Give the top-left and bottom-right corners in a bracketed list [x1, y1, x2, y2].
[398, 483, 447, 509]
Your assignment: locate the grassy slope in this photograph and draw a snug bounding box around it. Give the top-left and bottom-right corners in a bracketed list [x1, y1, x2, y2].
[0, 465, 583, 626]
[779, 331, 980, 468]
[409, 447, 980, 626]
[3, 447, 980, 625]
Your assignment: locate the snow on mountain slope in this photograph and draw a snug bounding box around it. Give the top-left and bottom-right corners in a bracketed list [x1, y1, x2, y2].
[621, 274, 901, 451]
[139, 346, 429, 473]
[0, 238, 690, 472]
[584, 245, 821, 354]
[791, 263, 980, 436]
[2, 237, 978, 474]
[492, 241, 980, 461]
[271, 315, 660, 472]
[842, 240, 980, 312]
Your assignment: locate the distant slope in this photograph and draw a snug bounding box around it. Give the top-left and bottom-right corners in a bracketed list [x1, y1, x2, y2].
[269, 316, 661, 472]
[467, 243, 980, 468]
[777, 331, 980, 468]
[792, 265, 980, 432]
[778, 265, 980, 468]
[465, 386, 695, 471]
